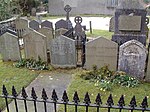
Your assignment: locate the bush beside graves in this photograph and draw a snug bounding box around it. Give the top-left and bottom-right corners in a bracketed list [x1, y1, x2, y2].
[80, 65, 140, 91]
[15, 57, 49, 70]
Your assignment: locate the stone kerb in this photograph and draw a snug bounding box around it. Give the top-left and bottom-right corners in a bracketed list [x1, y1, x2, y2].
[118, 40, 147, 80]
[85, 37, 118, 71]
[50, 35, 76, 68]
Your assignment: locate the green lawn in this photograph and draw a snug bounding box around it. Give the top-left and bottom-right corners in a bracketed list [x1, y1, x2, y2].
[0, 54, 39, 109]
[58, 70, 150, 112]
[86, 30, 113, 40]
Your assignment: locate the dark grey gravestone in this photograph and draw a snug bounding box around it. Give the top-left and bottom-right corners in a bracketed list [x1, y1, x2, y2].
[64, 5, 73, 29]
[0, 32, 21, 61]
[118, 40, 147, 81]
[50, 35, 76, 68]
[41, 20, 53, 29]
[29, 20, 40, 31]
[74, 16, 85, 37]
[55, 19, 68, 30]
[112, 0, 148, 46]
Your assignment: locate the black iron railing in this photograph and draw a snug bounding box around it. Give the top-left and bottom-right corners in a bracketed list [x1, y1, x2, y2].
[0, 85, 150, 112]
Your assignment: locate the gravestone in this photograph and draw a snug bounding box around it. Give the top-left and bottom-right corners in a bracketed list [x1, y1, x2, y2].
[0, 32, 21, 61]
[109, 17, 115, 32]
[31, 8, 36, 16]
[23, 29, 47, 62]
[50, 35, 76, 68]
[112, 0, 148, 46]
[118, 40, 147, 80]
[38, 27, 54, 50]
[15, 18, 29, 38]
[64, 5, 73, 29]
[41, 20, 53, 29]
[29, 20, 40, 31]
[85, 37, 118, 70]
[55, 19, 68, 30]
[55, 28, 68, 37]
[146, 44, 150, 82]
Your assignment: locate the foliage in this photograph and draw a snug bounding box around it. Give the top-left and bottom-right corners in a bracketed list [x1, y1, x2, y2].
[112, 72, 140, 88]
[15, 57, 49, 70]
[0, 0, 12, 21]
[80, 65, 140, 91]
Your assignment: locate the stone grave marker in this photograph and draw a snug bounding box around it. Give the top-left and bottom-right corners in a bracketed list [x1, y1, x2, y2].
[29, 20, 40, 31]
[31, 8, 36, 16]
[15, 18, 29, 38]
[118, 40, 147, 80]
[23, 29, 47, 62]
[146, 44, 150, 82]
[55, 28, 68, 37]
[55, 19, 68, 30]
[85, 37, 118, 71]
[109, 17, 115, 32]
[50, 35, 76, 68]
[112, 0, 148, 46]
[64, 5, 73, 29]
[0, 32, 21, 61]
[38, 27, 54, 50]
[41, 20, 53, 29]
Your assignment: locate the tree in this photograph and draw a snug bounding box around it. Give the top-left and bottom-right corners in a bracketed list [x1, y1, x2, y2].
[0, 0, 12, 21]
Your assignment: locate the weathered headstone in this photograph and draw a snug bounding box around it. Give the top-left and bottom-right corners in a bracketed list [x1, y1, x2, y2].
[23, 29, 47, 62]
[109, 17, 115, 32]
[14, 18, 29, 38]
[146, 44, 150, 82]
[64, 5, 73, 29]
[41, 20, 53, 29]
[118, 40, 147, 80]
[50, 35, 76, 68]
[55, 19, 68, 30]
[29, 20, 40, 31]
[55, 28, 68, 37]
[31, 8, 36, 16]
[38, 27, 54, 50]
[112, 0, 148, 46]
[85, 37, 118, 70]
[0, 32, 21, 61]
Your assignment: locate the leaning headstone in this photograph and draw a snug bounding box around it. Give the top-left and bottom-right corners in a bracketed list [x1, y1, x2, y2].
[41, 20, 53, 29]
[85, 37, 118, 71]
[118, 40, 147, 80]
[50, 35, 76, 68]
[23, 29, 47, 62]
[38, 27, 54, 50]
[55, 19, 68, 30]
[15, 18, 29, 38]
[0, 32, 21, 61]
[55, 28, 68, 37]
[29, 20, 40, 31]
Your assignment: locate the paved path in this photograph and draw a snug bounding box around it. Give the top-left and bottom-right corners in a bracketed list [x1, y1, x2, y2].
[4, 72, 72, 112]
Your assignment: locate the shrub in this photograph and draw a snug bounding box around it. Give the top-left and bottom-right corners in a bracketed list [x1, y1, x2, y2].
[15, 57, 49, 70]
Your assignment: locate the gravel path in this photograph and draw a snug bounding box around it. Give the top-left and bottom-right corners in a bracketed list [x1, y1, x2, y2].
[3, 72, 72, 112]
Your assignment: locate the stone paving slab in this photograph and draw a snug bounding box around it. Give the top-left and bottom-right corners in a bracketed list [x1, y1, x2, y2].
[3, 72, 72, 112]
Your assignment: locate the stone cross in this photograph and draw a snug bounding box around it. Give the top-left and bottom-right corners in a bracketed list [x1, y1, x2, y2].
[64, 5, 72, 20]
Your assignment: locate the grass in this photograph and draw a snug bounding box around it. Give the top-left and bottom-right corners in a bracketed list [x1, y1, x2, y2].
[86, 30, 113, 40]
[58, 70, 150, 112]
[0, 54, 39, 110]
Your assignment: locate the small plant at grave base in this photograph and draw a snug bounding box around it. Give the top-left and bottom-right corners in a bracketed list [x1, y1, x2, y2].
[111, 71, 140, 88]
[80, 65, 140, 91]
[15, 57, 49, 70]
